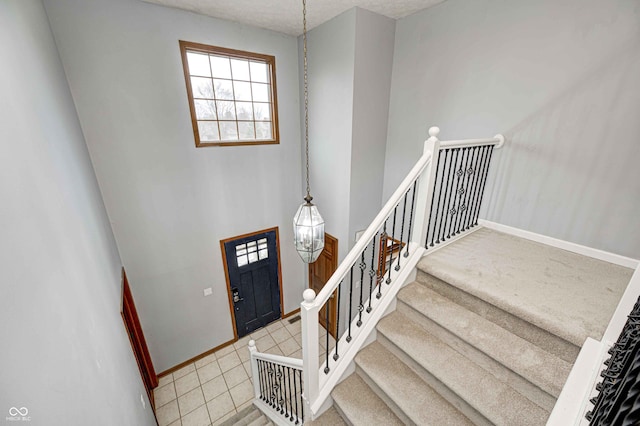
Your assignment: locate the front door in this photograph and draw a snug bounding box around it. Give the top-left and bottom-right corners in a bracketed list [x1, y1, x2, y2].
[309, 233, 338, 338]
[222, 228, 282, 338]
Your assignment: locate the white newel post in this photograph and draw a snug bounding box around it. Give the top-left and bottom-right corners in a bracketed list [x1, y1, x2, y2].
[412, 126, 441, 247]
[248, 340, 261, 399]
[300, 288, 319, 419]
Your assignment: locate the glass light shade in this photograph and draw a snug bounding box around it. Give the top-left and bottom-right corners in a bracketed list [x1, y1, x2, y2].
[293, 201, 325, 263]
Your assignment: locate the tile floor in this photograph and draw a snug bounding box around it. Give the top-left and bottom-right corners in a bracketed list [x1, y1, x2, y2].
[153, 316, 335, 426]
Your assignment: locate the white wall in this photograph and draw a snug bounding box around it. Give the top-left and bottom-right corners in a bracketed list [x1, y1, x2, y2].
[349, 9, 396, 247]
[384, 0, 640, 258]
[43, 0, 306, 372]
[0, 0, 155, 424]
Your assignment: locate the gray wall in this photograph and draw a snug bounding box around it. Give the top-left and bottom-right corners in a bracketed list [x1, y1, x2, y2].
[301, 9, 356, 261]
[349, 9, 395, 246]
[384, 0, 640, 258]
[302, 8, 395, 261]
[0, 0, 155, 424]
[44, 0, 306, 372]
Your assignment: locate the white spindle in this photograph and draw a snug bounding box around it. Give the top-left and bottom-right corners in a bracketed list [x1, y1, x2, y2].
[301, 288, 319, 416]
[248, 340, 261, 399]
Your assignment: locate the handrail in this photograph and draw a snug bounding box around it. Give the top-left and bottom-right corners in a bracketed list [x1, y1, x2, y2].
[252, 349, 303, 370]
[439, 134, 505, 149]
[309, 151, 433, 308]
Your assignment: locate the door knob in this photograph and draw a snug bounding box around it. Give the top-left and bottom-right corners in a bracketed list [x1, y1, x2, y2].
[232, 288, 244, 303]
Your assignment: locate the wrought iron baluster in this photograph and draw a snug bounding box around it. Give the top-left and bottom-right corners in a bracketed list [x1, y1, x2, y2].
[437, 149, 456, 244]
[460, 146, 480, 232]
[448, 147, 467, 238]
[357, 250, 365, 326]
[395, 190, 409, 271]
[386, 205, 398, 285]
[293, 366, 299, 424]
[443, 148, 461, 241]
[347, 266, 354, 342]
[425, 154, 442, 248]
[406, 180, 418, 255]
[283, 365, 290, 418]
[454, 147, 473, 235]
[367, 234, 377, 313]
[466, 146, 489, 230]
[298, 369, 304, 424]
[324, 301, 330, 374]
[432, 149, 450, 246]
[267, 362, 274, 407]
[278, 364, 285, 414]
[260, 360, 267, 401]
[473, 145, 495, 226]
[334, 279, 342, 361]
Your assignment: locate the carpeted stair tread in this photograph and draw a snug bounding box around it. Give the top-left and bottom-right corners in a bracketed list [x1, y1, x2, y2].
[398, 281, 572, 398]
[331, 372, 404, 426]
[418, 228, 632, 347]
[356, 341, 474, 425]
[218, 404, 274, 426]
[377, 311, 550, 425]
[306, 406, 347, 426]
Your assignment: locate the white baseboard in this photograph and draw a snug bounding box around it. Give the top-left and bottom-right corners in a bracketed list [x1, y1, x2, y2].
[478, 220, 639, 269]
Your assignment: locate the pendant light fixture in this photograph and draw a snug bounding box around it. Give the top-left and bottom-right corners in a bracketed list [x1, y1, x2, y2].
[293, 0, 324, 263]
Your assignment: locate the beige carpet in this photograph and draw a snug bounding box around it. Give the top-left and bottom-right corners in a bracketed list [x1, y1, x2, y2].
[419, 228, 634, 347]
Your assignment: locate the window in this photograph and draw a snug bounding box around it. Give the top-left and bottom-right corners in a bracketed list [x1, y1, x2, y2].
[179, 40, 279, 147]
[235, 238, 268, 267]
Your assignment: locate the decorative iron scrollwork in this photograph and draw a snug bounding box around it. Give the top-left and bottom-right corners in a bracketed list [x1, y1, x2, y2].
[586, 295, 640, 425]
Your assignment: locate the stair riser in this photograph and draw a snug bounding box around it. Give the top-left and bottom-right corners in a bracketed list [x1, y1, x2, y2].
[416, 270, 579, 363]
[375, 332, 493, 426]
[354, 365, 416, 426]
[397, 298, 556, 411]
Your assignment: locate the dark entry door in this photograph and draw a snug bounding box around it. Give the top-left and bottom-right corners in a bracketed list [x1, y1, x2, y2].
[223, 229, 282, 337]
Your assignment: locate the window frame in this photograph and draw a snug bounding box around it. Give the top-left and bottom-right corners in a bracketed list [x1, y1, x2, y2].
[179, 40, 280, 147]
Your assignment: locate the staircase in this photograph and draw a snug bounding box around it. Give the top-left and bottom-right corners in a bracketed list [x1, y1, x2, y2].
[315, 228, 632, 425]
[220, 404, 274, 426]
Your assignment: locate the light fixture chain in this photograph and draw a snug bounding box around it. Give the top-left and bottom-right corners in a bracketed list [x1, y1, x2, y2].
[303, 0, 310, 200]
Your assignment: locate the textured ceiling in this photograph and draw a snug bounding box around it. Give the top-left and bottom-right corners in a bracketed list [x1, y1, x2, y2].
[141, 0, 446, 35]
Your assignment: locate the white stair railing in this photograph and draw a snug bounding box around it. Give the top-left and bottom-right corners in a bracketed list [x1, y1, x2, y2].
[244, 127, 506, 424]
[299, 126, 506, 419]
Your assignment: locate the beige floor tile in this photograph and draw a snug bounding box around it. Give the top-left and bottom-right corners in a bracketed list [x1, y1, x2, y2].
[233, 334, 252, 350]
[250, 328, 269, 339]
[264, 345, 283, 356]
[173, 363, 196, 380]
[207, 391, 235, 423]
[156, 399, 180, 426]
[290, 349, 302, 359]
[255, 334, 276, 352]
[201, 375, 227, 402]
[270, 327, 291, 344]
[278, 337, 300, 356]
[237, 346, 251, 362]
[217, 351, 241, 372]
[158, 374, 174, 387]
[242, 361, 252, 377]
[229, 380, 254, 408]
[181, 403, 210, 426]
[266, 320, 284, 332]
[194, 352, 217, 369]
[293, 333, 303, 346]
[211, 409, 237, 426]
[197, 359, 222, 383]
[167, 419, 182, 426]
[154, 382, 177, 408]
[223, 364, 248, 388]
[175, 371, 200, 397]
[178, 387, 205, 417]
[214, 344, 236, 359]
